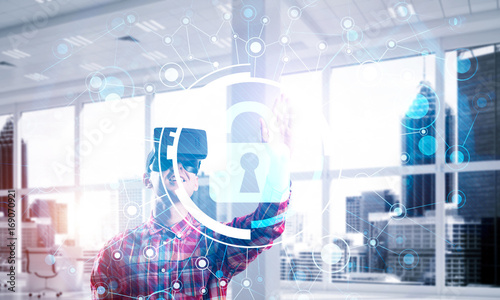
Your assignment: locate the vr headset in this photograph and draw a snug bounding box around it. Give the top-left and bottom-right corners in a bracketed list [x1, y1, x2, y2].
[147, 128, 208, 174]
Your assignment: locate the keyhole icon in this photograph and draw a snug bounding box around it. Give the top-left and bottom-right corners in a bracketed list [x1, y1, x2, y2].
[240, 152, 260, 193]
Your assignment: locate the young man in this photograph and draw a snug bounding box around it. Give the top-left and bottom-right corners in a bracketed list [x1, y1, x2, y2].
[91, 98, 292, 299]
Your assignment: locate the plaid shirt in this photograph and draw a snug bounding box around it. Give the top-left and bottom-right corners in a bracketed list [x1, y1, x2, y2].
[90, 195, 289, 300]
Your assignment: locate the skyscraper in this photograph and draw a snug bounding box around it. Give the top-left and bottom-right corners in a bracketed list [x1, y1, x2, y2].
[0, 117, 28, 220]
[455, 46, 500, 286]
[345, 190, 395, 235]
[401, 82, 455, 216]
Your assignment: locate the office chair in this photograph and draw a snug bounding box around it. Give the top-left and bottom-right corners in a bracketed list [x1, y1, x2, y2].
[26, 248, 63, 298]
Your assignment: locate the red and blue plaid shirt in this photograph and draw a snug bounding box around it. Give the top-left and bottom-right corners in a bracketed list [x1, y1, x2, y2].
[90, 196, 289, 299]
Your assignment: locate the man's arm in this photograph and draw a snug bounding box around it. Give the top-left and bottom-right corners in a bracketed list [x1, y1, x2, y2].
[212, 95, 293, 277]
[90, 242, 118, 299]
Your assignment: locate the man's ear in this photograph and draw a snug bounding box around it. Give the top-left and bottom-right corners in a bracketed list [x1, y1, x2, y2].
[193, 175, 199, 192]
[143, 172, 153, 189]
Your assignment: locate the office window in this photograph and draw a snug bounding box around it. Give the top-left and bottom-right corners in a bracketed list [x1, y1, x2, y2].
[21, 106, 75, 188]
[330, 55, 436, 169]
[77, 190, 119, 248]
[444, 44, 500, 287]
[281, 180, 323, 283]
[26, 192, 75, 247]
[329, 175, 436, 285]
[281, 71, 324, 173]
[0, 114, 15, 218]
[81, 97, 145, 185]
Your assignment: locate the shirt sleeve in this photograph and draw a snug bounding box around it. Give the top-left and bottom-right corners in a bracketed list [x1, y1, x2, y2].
[90, 241, 118, 300]
[208, 183, 291, 278]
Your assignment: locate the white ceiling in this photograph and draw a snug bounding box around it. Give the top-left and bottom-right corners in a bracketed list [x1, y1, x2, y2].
[0, 0, 499, 108]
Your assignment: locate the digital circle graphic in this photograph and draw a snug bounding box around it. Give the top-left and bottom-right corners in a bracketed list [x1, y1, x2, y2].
[159, 63, 184, 87]
[181, 16, 191, 25]
[341, 17, 355, 30]
[446, 48, 478, 81]
[447, 190, 466, 209]
[400, 152, 410, 164]
[406, 94, 429, 119]
[144, 83, 155, 94]
[396, 235, 405, 245]
[87, 67, 135, 102]
[261, 16, 270, 25]
[172, 280, 182, 291]
[321, 243, 343, 264]
[317, 41, 328, 51]
[398, 249, 419, 269]
[95, 282, 109, 297]
[288, 6, 302, 20]
[107, 14, 132, 37]
[241, 278, 252, 288]
[342, 26, 363, 45]
[112, 249, 123, 261]
[143, 246, 157, 259]
[420, 128, 428, 136]
[312, 236, 350, 273]
[449, 16, 464, 30]
[279, 35, 291, 46]
[393, 2, 413, 22]
[125, 12, 138, 25]
[219, 278, 229, 289]
[401, 83, 440, 130]
[241, 5, 257, 21]
[163, 35, 174, 46]
[222, 12, 232, 21]
[472, 93, 492, 112]
[390, 203, 407, 220]
[367, 237, 379, 248]
[67, 265, 77, 275]
[418, 136, 437, 156]
[445, 145, 470, 170]
[86, 72, 107, 93]
[246, 37, 266, 57]
[386, 39, 397, 50]
[123, 202, 141, 219]
[52, 39, 73, 59]
[45, 254, 56, 265]
[196, 256, 209, 270]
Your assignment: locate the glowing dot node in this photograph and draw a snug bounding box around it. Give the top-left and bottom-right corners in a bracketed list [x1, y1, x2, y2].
[164, 68, 179, 82]
[45, 255, 56, 265]
[97, 286, 106, 295]
[163, 36, 173, 45]
[127, 206, 137, 216]
[250, 42, 262, 53]
[341, 17, 354, 30]
[242, 278, 251, 288]
[321, 243, 342, 265]
[288, 7, 301, 20]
